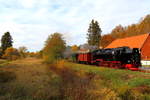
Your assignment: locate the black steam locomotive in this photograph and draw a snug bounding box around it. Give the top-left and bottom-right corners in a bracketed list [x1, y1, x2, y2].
[74, 46, 141, 71]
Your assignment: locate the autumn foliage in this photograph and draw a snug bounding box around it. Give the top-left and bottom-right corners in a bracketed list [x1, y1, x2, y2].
[101, 14, 150, 48]
[43, 33, 66, 63]
[101, 34, 115, 48]
[71, 45, 79, 52]
[2, 47, 20, 60]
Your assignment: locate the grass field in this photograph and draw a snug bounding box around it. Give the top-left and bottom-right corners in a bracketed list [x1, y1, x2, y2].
[0, 58, 150, 100]
[61, 61, 150, 100]
[143, 65, 150, 68]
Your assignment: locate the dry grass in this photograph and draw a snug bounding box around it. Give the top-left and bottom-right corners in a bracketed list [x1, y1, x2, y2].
[0, 58, 150, 100]
[0, 58, 55, 100]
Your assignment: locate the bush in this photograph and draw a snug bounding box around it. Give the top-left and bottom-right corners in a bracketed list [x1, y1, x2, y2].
[2, 47, 20, 60]
[18, 46, 28, 58]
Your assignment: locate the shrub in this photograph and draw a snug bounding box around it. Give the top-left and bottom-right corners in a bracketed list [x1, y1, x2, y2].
[2, 47, 20, 60]
[18, 46, 28, 58]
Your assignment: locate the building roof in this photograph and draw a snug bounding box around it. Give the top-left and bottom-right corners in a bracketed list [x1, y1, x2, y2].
[105, 33, 150, 49]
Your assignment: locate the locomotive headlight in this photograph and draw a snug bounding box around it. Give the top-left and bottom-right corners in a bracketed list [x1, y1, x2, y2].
[112, 51, 115, 55]
[127, 60, 131, 63]
[139, 50, 141, 53]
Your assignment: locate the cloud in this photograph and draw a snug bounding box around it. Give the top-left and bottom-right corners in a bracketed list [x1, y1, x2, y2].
[0, 0, 150, 51]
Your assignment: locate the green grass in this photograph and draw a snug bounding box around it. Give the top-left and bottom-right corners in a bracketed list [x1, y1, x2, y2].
[128, 78, 150, 87]
[62, 62, 150, 100]
[143, 65, 150, 67]
[66, 63, 150, 81]
[65, 62, 150, 87]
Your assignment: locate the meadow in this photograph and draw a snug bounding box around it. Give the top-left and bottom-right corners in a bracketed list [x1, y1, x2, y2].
[0, 58, 150, 100]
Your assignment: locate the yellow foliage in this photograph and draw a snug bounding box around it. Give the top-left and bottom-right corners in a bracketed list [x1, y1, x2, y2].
[2, 47, 20, 60]
[71, 45, 78, 52]
[43, 33, 66, 63]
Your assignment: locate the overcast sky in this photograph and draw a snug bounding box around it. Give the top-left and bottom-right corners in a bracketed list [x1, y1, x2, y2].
[0, 0, 150, 51]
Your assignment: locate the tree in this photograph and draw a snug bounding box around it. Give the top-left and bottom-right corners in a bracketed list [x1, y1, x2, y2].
[101, 34, 115, 48]
[87, 19, 102, 47]
[18, 46, 28, 58]
[43, 33, 66, 63]
[71, 45, 78, 52]
[36, 50, 43, 58]
[28, 52, 36, 57]
[1, 32, 13, 54]
[0, 47, 3, 58]
[111, 25, 125, 38]
[101, 14, 150, 48]
[138, 14, 150, 34]
[125, 24, 138, 37]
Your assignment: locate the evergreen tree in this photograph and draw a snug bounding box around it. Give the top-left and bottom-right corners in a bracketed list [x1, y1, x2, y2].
[1, 32, 13, 54]
[0, 47, 3, 57]
[87, 19, 102, 47]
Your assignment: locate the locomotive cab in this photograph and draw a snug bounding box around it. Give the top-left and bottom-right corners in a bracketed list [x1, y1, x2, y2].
[116, 47, 141, 70]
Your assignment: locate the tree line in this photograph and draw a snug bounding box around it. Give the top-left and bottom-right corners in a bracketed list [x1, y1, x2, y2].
[86, 14, 150, 49]
[0, 32, 40, 60]
[0, 18, 101, 62]
[101, 14, 150, 48]
[43, 19, 102, 63]
[77, 14, 150, 49]
[1, 14, 149, 63]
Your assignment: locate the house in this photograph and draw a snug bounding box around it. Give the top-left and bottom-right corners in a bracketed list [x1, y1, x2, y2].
[105, 33, 150, 60]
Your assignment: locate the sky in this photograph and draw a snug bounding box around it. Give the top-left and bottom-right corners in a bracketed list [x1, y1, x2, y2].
[0, 0, 150, 51]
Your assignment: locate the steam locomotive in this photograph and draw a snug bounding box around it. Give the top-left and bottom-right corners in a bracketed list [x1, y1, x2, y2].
[73, 46, 141, 71]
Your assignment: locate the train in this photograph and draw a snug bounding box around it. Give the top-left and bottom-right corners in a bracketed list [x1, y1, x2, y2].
[72, 46, 141, 71]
